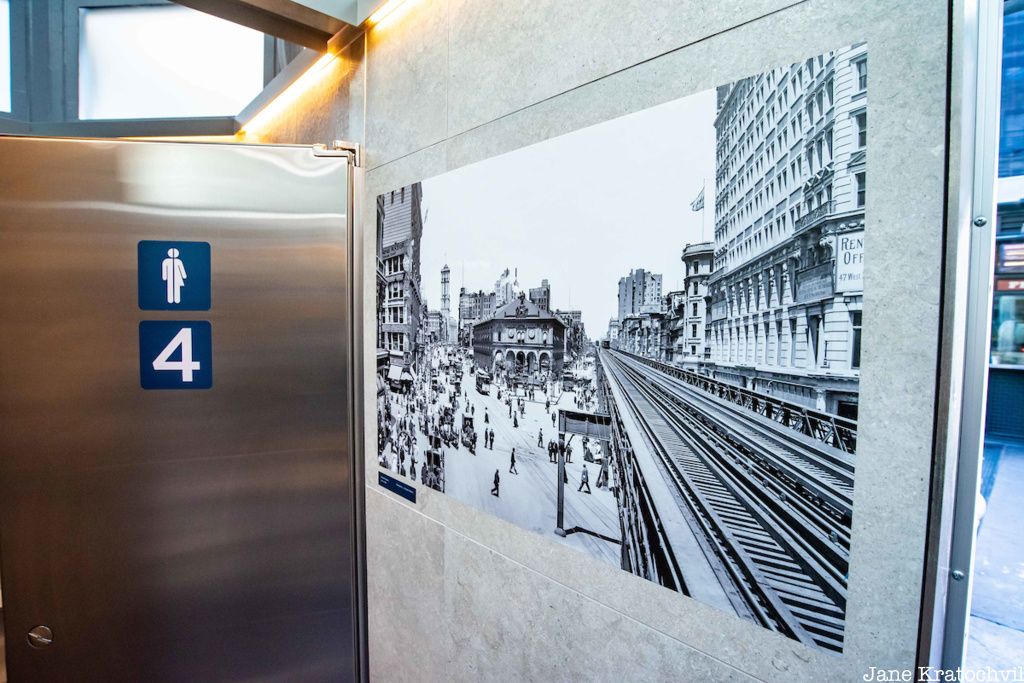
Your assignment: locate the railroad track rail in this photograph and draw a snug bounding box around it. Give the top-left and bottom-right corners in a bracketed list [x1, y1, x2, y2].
[601, 349, 850, 652]
[618, 351, 855, 549]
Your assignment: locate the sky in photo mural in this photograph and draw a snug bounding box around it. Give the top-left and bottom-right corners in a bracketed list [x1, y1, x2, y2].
[376, 42, 867, 653]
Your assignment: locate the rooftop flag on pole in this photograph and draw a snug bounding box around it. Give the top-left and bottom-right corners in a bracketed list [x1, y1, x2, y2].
[690, 187, 705, 212]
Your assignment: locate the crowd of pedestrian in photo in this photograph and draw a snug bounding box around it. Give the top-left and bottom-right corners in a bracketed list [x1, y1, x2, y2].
[378, 344, 612, 501]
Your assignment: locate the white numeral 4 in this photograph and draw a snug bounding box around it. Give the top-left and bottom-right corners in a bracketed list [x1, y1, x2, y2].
[152, 327, 201, 382]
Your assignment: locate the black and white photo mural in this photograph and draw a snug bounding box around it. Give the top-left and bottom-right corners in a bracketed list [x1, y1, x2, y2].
[375, 43, 867, 653]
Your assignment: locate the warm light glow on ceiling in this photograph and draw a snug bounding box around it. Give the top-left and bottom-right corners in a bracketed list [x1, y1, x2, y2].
[238, 53, 337, 137]
[367, 0, 418, 28]
[239, 0, 428, 137]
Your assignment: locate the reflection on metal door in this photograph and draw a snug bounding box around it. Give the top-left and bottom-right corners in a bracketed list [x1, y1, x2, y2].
[0, 137, 361, 681]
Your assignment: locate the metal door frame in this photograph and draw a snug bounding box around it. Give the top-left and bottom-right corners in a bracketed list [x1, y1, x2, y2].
[334, 139, 370, 683]
[315, 139, 369, 683]
[917, 0, 1001, 671]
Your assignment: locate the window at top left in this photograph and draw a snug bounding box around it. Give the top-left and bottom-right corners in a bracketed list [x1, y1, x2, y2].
[78, 4, 265, 120]
[0, 0, 11, 113]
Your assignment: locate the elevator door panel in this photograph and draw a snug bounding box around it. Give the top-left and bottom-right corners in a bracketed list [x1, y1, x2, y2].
[0, 137, 356, 682]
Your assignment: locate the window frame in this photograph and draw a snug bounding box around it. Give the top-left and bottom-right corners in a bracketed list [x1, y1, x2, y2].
[63, 0, 170, 123]
[853, 56, 868, 92]
[68, 0, 272, 123]
[0, 0, 30, 127]
[850, 310, 862, 369]
[0, 0, 302, 138]
[854, 109, 868, 149]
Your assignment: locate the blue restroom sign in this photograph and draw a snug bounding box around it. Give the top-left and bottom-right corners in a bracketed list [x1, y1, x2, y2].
[139, 321, 213, 390]
[138, 240, 210, 310]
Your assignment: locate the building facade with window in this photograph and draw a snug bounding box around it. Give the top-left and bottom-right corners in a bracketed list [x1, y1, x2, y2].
[664, 290, 688, 364]
[458, 287, 497, 346]
[606, 318, 621, 346]
[618, 311, 667, 361]
[423, 310, 444, 344]
[555, 309, 586, 359]
[681, 242, 714, 369]
[494, 268, 519, 308]
[706, 44, 865, 416]
[471, 294, 566, 376]
[617, 268, 663, 321]
[379, 183, 424, 387]
[529, 279, 551, 311]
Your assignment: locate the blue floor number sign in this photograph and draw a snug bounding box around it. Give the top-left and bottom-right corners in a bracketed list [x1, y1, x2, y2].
[139, 321, 213, 390]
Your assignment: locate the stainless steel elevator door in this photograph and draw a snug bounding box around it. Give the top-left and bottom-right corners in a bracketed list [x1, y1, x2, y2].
[0, 137, 357, 682]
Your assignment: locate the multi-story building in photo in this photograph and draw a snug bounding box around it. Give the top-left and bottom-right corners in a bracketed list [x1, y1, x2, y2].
[681, 242, 714, 369]
[440, 264, 451, 342]
[378, 183, 424, 389]
[494, 268, 520, 308]
[617, 268, 663, 321]
[664, 290, 688, 364]
[458, 287, 496, 346]
[375, 194, 389, 384]
[471, 294, 566, 376]
[707, 45, 867, 418]
[555, 309, 586, 359]
[529, 279, 551, 311]
[424, 309, 444, 344]
[615, 268, 668, 361]
[619, 312, 667, 361]
[607, 318, 621, 347]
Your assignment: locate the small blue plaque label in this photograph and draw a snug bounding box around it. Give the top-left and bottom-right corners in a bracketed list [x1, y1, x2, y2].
[139, 321, 213, 390]
[138, 241, 211, 311]
[378, 471, 416, 503]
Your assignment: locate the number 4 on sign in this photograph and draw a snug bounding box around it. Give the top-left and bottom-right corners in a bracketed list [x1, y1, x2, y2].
[152, 327, 201, 382]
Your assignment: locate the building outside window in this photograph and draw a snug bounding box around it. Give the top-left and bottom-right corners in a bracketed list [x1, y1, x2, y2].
[856, 172, 866, 207]
[855, 57, 867, 91]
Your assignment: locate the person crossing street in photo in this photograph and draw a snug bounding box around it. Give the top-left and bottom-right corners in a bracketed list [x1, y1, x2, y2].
[509, 449, 518, 475]
[578, 464, 591, 494]
[491, 469, 500, 497]
[537, 428, 543, 447]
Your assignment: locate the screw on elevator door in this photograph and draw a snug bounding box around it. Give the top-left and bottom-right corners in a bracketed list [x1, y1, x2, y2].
[973, 216, 988, 227]
[27, 625, 53, 648]
[952, 569, 966, 581]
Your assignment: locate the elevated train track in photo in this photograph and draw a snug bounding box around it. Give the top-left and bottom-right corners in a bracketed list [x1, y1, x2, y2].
[598, 348, 855, 653]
